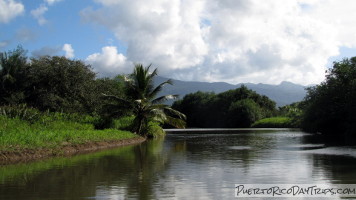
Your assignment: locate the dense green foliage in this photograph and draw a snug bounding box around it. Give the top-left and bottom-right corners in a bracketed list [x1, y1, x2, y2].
[25, 56, 96, 113]
[0, 46, 186, 151]
[0, 46, 28, 104]
[250, 102, 303, 128]
[5, 46, 355, 144]
[302, 57, 356, 142]
[276, 102, 303, 127]
[0, 46, 125, 115]
[172, 86, 277, 128]
[102, 64, 186, 137]
[251, 117, 295, 128]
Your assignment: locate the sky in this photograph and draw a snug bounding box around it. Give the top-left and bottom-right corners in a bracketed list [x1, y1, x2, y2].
[1, 0, 356, 85]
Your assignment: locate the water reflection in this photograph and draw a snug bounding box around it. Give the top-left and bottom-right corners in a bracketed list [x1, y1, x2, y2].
[0, 140, 171, 200]
[1, 129, 356, 199]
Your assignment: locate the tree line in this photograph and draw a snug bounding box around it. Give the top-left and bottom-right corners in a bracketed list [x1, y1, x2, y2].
[0, 46, 121, 114]
[301, 57, 356, 143]
[0, 46, 185, 137]
[172, 55, 356, 143]
[172, 86, 277, 128]
[2, 46, 355, 142]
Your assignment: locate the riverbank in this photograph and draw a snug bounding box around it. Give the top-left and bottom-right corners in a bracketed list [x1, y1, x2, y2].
[251, 117, 299, 128]
[0, 114, 146, 165]
[0, 136, 145, 165]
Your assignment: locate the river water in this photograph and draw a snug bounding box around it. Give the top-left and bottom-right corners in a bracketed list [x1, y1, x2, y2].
[1, 129, 356, 199]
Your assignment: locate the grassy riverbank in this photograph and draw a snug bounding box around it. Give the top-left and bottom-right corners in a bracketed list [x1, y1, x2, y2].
[0, 105, 146, 165]
[0, 116, 138, 151]
[251, 117, 297, 128]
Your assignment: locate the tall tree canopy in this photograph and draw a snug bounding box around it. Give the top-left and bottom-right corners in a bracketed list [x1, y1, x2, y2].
[302, 57, 356, 143]
[25, 56, 97, 113]
[0, 47, 125, 115]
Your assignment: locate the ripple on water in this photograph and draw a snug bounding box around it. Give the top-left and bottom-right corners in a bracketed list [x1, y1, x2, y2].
[228, 146, 252, 150]
[283, 144, 325, 150]
[302, 147, 356, 158]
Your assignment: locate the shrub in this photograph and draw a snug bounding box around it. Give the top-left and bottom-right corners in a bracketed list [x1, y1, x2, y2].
[146, 121, 166, 138]
[0, 104, 40, 123]
[112, 116, 134, 131]
[227, 99, 263, 127]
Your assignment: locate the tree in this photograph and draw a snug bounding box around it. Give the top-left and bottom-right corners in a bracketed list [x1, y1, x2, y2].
[103, 64, 186, 137]
[227, 99, 262, 127]
[172, 91, 216, 127]
[0, 46, 28, 104]
[25, 56, 97, 113]
[93, 76, 126, 115]
[302, 57, 356, 143]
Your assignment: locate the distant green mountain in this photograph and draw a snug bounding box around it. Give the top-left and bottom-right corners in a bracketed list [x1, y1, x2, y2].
[155, 76, 307, 107]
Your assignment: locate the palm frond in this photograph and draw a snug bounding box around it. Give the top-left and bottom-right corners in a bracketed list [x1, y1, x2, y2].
[135, 64, 149, 89]
[149, 79, 173, 100]
[148, 65, 157, 76]
[125, 80, 142, 100]
[147, 104, 169, 110]
[165, 116, 186, 128]
[164, 107, 187, 120]
[149, 108, 167, 123]
[152, 94, 179, 104]
[131, 64, 156, 99]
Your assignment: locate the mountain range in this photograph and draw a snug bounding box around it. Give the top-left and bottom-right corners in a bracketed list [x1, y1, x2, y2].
[155, 76, 309, 107]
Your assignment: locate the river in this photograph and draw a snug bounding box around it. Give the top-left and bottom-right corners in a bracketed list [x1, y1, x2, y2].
[1, 129, 356, 199]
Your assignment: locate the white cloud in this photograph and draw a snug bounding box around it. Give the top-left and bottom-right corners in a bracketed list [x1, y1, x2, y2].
[31, 4, 48, 25]
[0, 0, 24, 23]
[85, 46, 131, 77]
[81, 0, 356, 85]
[62, 44, 74, 59]
[31, 0, 63, 25]
[81, 0, 208, 74]
[45, 0, 62, 5]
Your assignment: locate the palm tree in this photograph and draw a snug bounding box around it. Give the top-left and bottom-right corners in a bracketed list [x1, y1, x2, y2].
[0, 46, 27, 104]
[103, 64, 186, 137]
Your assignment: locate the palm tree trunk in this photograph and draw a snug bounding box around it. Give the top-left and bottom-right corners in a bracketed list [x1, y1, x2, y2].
[135, 117, 146, 137]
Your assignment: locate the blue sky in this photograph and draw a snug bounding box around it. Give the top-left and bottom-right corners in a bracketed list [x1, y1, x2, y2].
[1, 0, 356, 85]
[1, 0, 122, 59]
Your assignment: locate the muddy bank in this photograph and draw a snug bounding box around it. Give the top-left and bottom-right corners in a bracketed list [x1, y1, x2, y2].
[0, 137, 146, 165]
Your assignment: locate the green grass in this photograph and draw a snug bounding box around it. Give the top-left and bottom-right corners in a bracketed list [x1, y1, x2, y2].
[251, 117, 297, 128]
[0, 115, 137, 152]
[112, 116, 135, 130]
